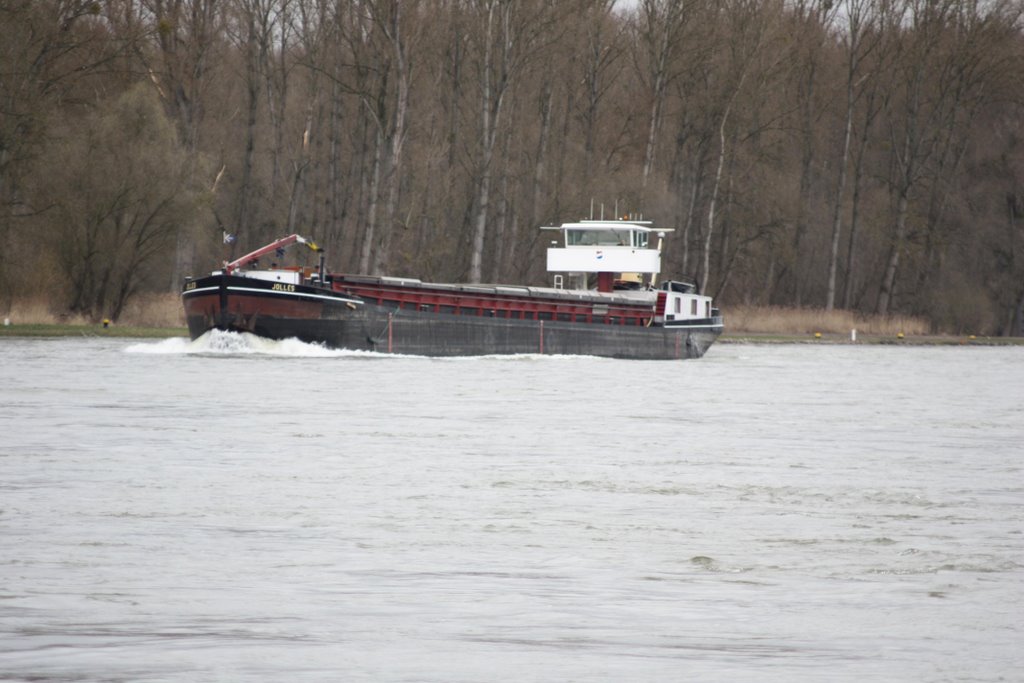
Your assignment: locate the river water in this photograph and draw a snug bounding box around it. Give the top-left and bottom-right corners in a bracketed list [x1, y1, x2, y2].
[1, 334, 1021, 682]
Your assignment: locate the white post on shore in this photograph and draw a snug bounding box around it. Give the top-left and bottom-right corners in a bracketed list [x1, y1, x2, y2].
[851, 328, 857, 342]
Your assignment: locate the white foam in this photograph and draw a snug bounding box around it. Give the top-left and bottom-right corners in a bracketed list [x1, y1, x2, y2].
[125, 330, 615, 361]
[124, 330, 373, 358]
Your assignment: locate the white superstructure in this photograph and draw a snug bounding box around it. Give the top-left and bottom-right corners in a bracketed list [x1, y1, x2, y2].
[545, 220, 664, 278]
[544, 219, 714, 323]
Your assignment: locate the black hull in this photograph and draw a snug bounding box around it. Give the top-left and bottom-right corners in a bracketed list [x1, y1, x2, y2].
[183, 274, 722, 359]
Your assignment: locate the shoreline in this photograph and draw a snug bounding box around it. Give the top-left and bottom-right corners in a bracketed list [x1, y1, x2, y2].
[0, 324, 187, 339]
[2, 324, 1022, 346]
[718, 333, 1024, 346]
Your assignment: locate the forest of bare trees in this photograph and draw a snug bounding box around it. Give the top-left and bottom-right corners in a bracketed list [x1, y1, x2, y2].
[2, 0, 1024, 334]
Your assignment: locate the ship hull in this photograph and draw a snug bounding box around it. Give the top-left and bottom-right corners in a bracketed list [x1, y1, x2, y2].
[183, 274, 722, 359]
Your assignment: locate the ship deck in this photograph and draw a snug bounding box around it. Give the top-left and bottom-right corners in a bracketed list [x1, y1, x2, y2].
[329, 274, 663, 327]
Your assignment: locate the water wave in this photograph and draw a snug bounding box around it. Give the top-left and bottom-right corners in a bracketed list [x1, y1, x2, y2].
[123, 330, 372, 357]
[5, 341, 1023, 682]
[124, 330, 607, 361]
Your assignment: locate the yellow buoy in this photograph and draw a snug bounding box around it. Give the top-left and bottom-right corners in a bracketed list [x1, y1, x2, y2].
[896, 332, 904, 340]
[814, 332, 822, 340]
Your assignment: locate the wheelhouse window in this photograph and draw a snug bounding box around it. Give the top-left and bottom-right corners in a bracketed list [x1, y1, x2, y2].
[566, 229, 645, 247]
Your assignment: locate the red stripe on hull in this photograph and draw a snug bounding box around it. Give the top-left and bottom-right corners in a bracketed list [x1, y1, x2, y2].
[332, 278, 655, 325]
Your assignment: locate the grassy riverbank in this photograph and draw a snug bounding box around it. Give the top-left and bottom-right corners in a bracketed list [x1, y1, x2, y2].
[0, 324, 186, 339]
[719, 305, 1023, 345]
[1, 294, 187, 339]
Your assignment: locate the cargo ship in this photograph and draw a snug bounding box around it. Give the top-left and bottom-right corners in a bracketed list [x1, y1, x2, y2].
[181, 219, 723, 359]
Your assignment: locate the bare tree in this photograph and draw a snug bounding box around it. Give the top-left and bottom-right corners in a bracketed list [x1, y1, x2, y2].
[5, 0, 1024, 335]
[700, 0, 776, 295]
[633, 0, 697, 196]
[576, 0, 624, 183]
[331, 0, 418, 275]
[876, 0, 973, 316]
[825, 0, 880, 310]
[139, 0, 223, 150]
[786, 0, 838, 307]
[29, 84, 206, 320]
[466, 0, 559, 283]
[0, 0, 131, 304]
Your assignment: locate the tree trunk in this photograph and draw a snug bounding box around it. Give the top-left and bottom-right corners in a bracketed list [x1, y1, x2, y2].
[638, 0, 685, 194]
[791, 106, 814, 308]
[1009, 287, 1024, 337]
[326, 67, 346, 255]
[469, 1, 509, 284]
[842, 90, 876, 310]
[286, 110, 313, 235]
[531, 79, 553, 230]
[680, 147, 705, 275]
[359, 126, 383, 274]
[236, 16, 260, 243]
[702, 109, 729, 295]
[371, 1, 410, 276]
[826, 75, 855, 311]
[642, 64, 666, 191]
[876, 190, 908, 316]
